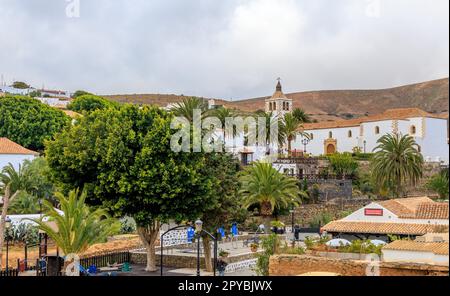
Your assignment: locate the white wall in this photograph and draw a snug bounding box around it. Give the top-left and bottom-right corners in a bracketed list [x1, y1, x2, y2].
[382, 249, 449, 266]
[340, 202, 449, 225]
[341, 202, 400, 222]
[295, 126, 360, 155]
[419, 118, 449, 165]
[0, 154, 36, 171]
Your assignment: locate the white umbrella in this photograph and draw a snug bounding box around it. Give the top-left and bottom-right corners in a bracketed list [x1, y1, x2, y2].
[369, 239, 387, 246]
[326, 239, 351, 247]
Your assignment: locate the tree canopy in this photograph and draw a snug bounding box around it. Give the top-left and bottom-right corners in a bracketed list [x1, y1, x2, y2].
[0, 96, 70, 151]
[45, 104, 222, 271]
[11, 81, 30, 89]
[67, 94, 119, 113]
[371, 133, 423, 198]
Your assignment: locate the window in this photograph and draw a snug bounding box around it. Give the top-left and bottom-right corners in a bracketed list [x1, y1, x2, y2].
[310, 133, 314, 140]
[417, 145, 421, 153]
[348, 130, 352, 138]
[329, 131, 333, 139]
[410, 125, 417, 135]
[375, 126, 380, 134]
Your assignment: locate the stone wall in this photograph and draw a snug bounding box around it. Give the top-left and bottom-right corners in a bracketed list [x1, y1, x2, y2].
[308, 179, 353, 201]
[279, 200, 370, 227]
[269, 255, 449, 276]
[130, 251, 258, 269]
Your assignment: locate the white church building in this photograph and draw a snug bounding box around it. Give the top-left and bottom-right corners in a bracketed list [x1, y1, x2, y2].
[258, 81, 449, 165]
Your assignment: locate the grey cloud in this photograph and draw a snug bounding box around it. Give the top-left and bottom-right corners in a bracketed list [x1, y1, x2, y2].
[0, 0, 448, 99]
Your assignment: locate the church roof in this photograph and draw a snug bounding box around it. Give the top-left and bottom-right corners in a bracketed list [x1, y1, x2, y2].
[301, 108, 445, 131]
[268, 80, 290, 101]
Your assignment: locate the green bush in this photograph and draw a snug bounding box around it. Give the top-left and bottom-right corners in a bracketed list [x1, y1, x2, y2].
[4, 223, 39, 245]
[309, 212, 332, 228]
[119, 217, 137, 234]
[255, 234, 279, 276]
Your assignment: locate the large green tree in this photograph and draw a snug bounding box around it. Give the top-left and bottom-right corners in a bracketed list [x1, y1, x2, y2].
[67, 94, 118, 113]
[279, 113, 307, 156]
[0, 96, 70, 151]
[239, 162, 303, 231]
[327, 152, 359, 180]
[198, 153, 246, 272]
[371, 133, 424, 198]
[45, 105, 217, 271]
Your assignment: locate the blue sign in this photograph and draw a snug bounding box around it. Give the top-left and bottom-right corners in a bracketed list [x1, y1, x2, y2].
[187, 227, 195, 243]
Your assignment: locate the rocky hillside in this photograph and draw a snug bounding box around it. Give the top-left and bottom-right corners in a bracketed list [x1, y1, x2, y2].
[104, 78, 449, 122]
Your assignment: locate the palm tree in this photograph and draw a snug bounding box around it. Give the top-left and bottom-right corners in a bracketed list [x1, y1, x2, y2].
[371, 133, 424, 198]
[292, 108, 311, 123]
[171, 97, 208, 122]
[239, 162, 304, 231]
[31, 190, 119, 256]
[0, 162, 31, 270]
[426, 169, 449, 199]
[253, 110, 284, 155]
[279, 113, 307, 157]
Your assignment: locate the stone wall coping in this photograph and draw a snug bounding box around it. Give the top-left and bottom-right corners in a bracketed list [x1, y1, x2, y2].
[271, 254, 449, 272]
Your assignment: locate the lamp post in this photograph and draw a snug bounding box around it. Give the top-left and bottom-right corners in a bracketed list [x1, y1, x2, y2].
[289, 210, 295, 233]
[301, 138, 310, 154]
[363, 140, 367, 153]
[195, 219, 203, 277]
[5, 217, 12, 272]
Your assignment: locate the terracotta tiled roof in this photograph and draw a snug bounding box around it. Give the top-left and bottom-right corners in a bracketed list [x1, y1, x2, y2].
[0, 138, 39, 155]
[301, 108, 444, 131]
[383, 240, 449, 255]
[377, 197, 434, 218]
[415, 203, 449, 220]
[322, 221, 447, 236]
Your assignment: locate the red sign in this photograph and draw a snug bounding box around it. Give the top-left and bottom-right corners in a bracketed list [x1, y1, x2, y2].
[365, 208, 383, 216]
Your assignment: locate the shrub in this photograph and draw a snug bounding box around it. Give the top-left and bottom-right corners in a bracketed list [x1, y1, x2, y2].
[119, 217, 137, 234]
[309, 212, 332, 228]
[255, 234, 279, 276]
[4, 223, 39, 246]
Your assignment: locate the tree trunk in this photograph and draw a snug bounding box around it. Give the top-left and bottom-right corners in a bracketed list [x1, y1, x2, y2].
[202, 236, 213, 272]
[288, 138, 292, 157]
[260, 201, 273, 233]
[0, 186, 19, 270]
[137, 221, 160, 272]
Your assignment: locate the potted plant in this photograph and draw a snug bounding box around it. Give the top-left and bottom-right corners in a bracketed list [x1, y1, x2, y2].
[219, 249, 230, 258]
[250, 243, 259, 252]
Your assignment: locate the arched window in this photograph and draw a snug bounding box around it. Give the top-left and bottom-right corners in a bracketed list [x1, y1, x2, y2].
[329, 131, 333, 139]
[375, 126, 380, 134]
[283, 102, 286, 110]
[310, 133, 314, 140]
[410, 125, 417, 135]
[348, 130, 352, 138]
[417, 145, 421, 153]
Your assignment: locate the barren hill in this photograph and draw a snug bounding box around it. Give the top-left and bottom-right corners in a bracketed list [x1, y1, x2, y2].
[104, 78, 449, 122]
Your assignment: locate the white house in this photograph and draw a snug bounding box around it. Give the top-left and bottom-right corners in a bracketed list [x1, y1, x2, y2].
[382, 233, 449, 266]
[0, 137, 39, 171]
[322, 197, 449, 241]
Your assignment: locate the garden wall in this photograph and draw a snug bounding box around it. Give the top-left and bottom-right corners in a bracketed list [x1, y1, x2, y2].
[269, 255, 449, 276]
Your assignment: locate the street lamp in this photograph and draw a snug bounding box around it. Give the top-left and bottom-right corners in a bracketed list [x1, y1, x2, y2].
[301, 138, 310, 154]
[195, 219, 203, 276]
[289, 210, 295, 233]
[363, 140, 367, 153]
[5, 217, 12, 272]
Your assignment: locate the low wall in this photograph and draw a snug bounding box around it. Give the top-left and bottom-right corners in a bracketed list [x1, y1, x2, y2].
[269, 255, 449, 276]
[130, 251, 258, 269]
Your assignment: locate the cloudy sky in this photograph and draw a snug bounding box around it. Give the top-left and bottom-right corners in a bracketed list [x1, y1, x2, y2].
[0, 0, 448, 99]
